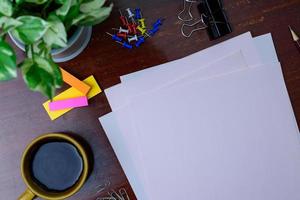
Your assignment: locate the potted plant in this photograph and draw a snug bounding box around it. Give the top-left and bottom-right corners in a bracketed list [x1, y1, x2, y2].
[0, 0, 112, 99]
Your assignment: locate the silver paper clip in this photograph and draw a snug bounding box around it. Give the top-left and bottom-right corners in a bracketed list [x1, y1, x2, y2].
[96, 197, 116, 200]
[178, 0, 231, 39]
[181, 13, 207, 38]
[97, 188, 130, 200]
[108, 190, 124, 200]
[178, 0, 199, 22]
[178, 0, 204, 37]
[119, 188, 130, 200]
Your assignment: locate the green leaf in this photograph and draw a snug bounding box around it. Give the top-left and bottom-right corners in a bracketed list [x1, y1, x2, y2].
[25, 45, 33, 59]
[22, 0, 48, 4]
[21, 55, 62, 99]
[0, 0, 13, 17]
[56, 0, 77, 19]
[25, 41, 51, 59]
[11, 16, 50, 45]
[58, 1, 81, 29]
[54, 0, 80, 29]
[16, 0, 24, 4]
[80, 0, 105, 13]
[0, 16, 23, 33]
[72, 3, 113, 26]
[49, 58, 63, 87]
[0, 40, 17, 81]
[16, 0, 47, 4]
[55, 0, 66, 4]
[64, 3, 80, 24]
[35, 42, 51, 58]
[43, 15, 67, 48]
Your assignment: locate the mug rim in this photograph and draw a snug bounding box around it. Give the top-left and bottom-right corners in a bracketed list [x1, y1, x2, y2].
[21, 133, 89, 200]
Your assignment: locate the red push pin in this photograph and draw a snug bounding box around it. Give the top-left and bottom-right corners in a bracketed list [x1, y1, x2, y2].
[119, 10, 127, 26]
[130, 23, 137, 35]
[127, 24, 133, 34]
[117, 32, 127, 39]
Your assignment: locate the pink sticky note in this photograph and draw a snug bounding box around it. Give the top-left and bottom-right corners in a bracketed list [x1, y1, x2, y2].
[49, 96, 88, 111]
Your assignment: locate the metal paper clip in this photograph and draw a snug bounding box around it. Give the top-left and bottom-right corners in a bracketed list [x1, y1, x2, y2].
[96, 180, 111, 194]
[119, 188, 130, 200]
[96, 197, 116, 200]
[178, 0, 199, 22]
[108, 190, 124, 200]
[181, 13, 207, 37]
[179, 0, 232, 39]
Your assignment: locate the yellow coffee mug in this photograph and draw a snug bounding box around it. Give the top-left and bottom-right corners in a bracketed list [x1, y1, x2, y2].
[19, 133, 89, 200]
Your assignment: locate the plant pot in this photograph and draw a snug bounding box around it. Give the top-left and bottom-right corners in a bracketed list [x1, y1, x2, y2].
[8, 26, 92, 63]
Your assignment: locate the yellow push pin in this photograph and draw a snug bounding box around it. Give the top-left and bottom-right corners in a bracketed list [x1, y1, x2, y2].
[139, 18, 146, 29]
[137, 25, 146, 35]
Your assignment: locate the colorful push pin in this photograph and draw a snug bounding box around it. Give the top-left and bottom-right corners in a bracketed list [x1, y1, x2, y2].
[148, 26, 159, 36]
[125, 22, 134, 34]
[118, 27, 129, 34]
[112, 27, 129, 34]
[128, 35, 138, 43]
[130, 23, 137, 34]
[126, 8, 134, 18]
[135, 36, 145, 47]
[106, 32, 123, 42]
[119, 10, 127, 26]
[116, 41, 133, 49]
[135, 8, 142, 20]
[137, 25, 146, 35]
[126, 25, 131, 34]
[126, 8, 135, 23]
[117, 32, 127, 39]
[153, 19, 164, 28]
[138, 18, 146, 29]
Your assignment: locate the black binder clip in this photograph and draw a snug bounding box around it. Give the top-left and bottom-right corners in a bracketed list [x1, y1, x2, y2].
[179, 0, 232, 40]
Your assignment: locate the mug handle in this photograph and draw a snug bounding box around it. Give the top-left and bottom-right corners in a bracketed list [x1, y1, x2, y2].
[18, 189, 35, 200]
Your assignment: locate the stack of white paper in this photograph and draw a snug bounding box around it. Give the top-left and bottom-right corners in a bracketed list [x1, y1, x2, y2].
[99, 32, 300, 200]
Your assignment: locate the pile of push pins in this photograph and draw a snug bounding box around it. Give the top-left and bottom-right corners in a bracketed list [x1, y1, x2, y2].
[106, 8, 164, 49]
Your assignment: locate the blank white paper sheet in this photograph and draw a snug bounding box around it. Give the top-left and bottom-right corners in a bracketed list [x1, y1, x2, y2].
[99, 33, 299, 200]
[128, 62, 300, 200]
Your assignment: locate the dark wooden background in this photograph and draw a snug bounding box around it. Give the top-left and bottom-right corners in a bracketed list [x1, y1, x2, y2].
[0, 0, 299, 199]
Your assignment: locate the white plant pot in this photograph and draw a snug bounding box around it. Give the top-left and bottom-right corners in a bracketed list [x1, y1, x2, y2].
[9, 26, 92, 63]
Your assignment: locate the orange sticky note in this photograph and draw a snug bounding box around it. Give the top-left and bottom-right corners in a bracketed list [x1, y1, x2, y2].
[60, 67, 91, 95]
[43, 75, 102, 120]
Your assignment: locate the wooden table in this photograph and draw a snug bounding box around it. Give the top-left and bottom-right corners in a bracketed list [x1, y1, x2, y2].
[0, 0, 299, 199]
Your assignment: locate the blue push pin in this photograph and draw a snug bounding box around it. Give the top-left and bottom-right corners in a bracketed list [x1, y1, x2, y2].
[106, 32, 123, 42]
[135, 36, 145, 47]
[116, 41, 133, 49]
[148, 26, 159, 36]
[152, 19, 164, 29]
[135, 8, 142, 20]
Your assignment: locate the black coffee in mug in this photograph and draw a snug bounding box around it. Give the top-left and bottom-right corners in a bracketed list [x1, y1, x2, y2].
[30, 142, 83, 192]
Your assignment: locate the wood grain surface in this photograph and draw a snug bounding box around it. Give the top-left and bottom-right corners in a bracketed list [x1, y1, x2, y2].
[0, 0, 299, 199]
